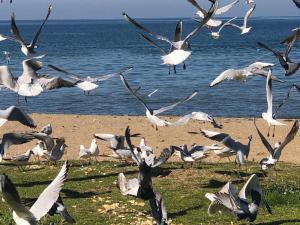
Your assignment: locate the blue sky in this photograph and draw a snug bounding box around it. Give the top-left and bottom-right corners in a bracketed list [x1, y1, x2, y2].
[0, 0, 299, 20]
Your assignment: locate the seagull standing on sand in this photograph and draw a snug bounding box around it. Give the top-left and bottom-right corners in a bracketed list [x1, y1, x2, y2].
[8, 5, 52, 58]
[120, 74, 198, 129]
[123, 0, 218, 74]
[48, 65, 133, 95]
[255, 120, 299, 170]
[227, 0, 256, 34]
[0, 161, 69, 225]
[0, 106, 36, 128]
[205, 174, 271, 222]
[79, 139, 100, 161]
[209, 62, 282, 87]
[199, 130, 252, 166]
[188, 0, 239, 30]
[262, 70, 285, 137]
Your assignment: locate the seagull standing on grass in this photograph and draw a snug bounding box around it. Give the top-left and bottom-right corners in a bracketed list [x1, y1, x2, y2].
[0, 161, 69, 225]
[120, 74, 198, 129]
[262, 70, 285, 137]
[205, 174, 272, 222]
[48, 65, 133, 95]
[254, 120, 299, 170]
[79, 139, 100, 161]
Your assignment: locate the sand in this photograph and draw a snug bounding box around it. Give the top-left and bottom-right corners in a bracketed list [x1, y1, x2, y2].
[2, 114, 300, 164]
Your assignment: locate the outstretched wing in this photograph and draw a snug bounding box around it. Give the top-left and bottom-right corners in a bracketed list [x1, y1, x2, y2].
[152, 147, 175, 168]
[153, 90, 198, 116]
[215, 0, 239, 15]
[48, 65, 84, 81]
[253, 119, 274, 155]
[88, 67, 133, 82]
[30, 161, 68, 220]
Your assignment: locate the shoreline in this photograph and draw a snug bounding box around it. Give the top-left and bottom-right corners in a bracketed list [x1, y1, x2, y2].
[2, 114, 299, 164]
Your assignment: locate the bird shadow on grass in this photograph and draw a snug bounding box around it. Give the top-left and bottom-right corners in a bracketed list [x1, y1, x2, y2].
[199, 178, 244, 189]
[256, 219, 300, 225]
[152, 168, 172, 178]
[168, 205, 203, 219]
[214, 170, 265, 178]
[15, 170, 137, 187]
[61, 188, 102, 199]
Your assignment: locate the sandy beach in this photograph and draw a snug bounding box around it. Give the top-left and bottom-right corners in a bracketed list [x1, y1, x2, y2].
[2, 114, 299, 164]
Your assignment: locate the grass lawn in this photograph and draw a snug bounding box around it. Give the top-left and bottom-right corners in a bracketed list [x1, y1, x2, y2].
[0, 161, 299, 225]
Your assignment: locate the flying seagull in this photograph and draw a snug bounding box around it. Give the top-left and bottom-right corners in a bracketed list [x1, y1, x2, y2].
[210, 17, 237, 40]
[120, 74, 198, 129]
[0, 106, 36, 128]
[227, 1, 256, 34]
[9, 5, 52, 58]
[188, 0, 239, 29]
[123, 0, 218, 74]
[258, 41, 300, 76]
[0, 161, 68, 225]
[199, 129, 252, 165]
[48, 64, 133, 95]
[0, 132, 36, 161]
[175, 111, 222, 128]
[205, 174, 271, 222]
[254, 119, 299, 170]
[210, 62, 283, 87]
[262, 70, 285, 137]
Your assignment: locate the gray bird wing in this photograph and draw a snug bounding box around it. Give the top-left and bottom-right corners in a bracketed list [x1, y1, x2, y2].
[125, 126, 142, 165]
[120, 74, 150, 112]
[253, 119, 274, 155]
[140, 33, 167, 55]
[152, 147, 175, 168]
[292, 0, 300, 8]
[0, 132, 35, 156]
[48, 138, 65, 160]
[200, 129, 237, 150]
[149, 192, 168, 225]
[274, 120, 299, 160]
[153, 90, 198, 116]
[31, 133, 55, 152]
[215, 0, 239, 15]
[187, 0, 208, 16]
[30, 161, 68, 220]
[40, 77, 78, 90]
[281, 27, 300, 46]
[10, 13, 27, 47]
[48, 65, 84, 81]
[29, 5, 52, 51]
[0, 66, 17, 91]
[0, 174, 36, 223]
[88, 67, 133, 82]
[2, 106, 36, 128]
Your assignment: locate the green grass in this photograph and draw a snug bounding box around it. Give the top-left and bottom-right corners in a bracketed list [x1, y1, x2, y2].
[0, 161, 299, 225]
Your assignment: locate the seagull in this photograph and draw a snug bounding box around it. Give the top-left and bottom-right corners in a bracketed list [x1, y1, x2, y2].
[123, 0, 217, 74]
[30, 133, 67, 162]
[0, 60, 44, 100]
[4, 149, 34, 171]
[213, 146, 236, 161]
[9, 5, 52, 58]
[188, 0, 239, 29]
[281, 27, 300, 46]
[94, 132, 140, 160]
[258, 41, 300, 76]
[79, 139, 100, 161]
[227, 1, 256, 34]
[210, 62, 283, 87]
[205, 174, 271, 222]
[30, 141, 48, 162]
[149, 192, 168, 225]
[292, 0, 300, 8]
[0, 106, 36, 128]
[47, 196, 75, 224]
[2, 51, 11, 64]
[120, 74, 198, 129]
[0, 161, 69, 225]
[0, 132, 36, 162]
[173, 111, 222, 128]
[48, 65, 133, 95]
[262, 70, 285, 137]
[40, 124, 52, 136]
[210, 17, 237, 39]
[254, 119, 299, 170]
[199, 129, 252, 166]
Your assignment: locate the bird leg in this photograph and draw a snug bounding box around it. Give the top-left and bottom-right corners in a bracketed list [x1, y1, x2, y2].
[94, 155, 99, 162]
[25, 97, 28, 103]
[173, 66, 177, 74]
[183, 62, 186, 70]
[168, 66, 171, 75]
[87, 91, 90, 95]
[272, 125, 276, 137]
[267, 126, 270, 137]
